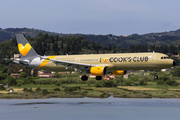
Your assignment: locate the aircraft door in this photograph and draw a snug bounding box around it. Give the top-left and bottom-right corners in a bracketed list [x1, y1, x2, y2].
[150, 53, 156, 63]
[76, 58, 80, 63]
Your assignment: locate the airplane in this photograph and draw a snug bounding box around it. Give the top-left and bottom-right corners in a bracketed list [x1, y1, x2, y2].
[4, 34, 176, 81]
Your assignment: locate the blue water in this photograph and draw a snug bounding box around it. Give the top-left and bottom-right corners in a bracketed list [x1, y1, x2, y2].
[1, 97, 180, 120]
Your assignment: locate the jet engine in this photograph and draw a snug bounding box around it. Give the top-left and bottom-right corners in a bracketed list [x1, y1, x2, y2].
[111, 70, 127, 75]
[90, 66, 106, 76]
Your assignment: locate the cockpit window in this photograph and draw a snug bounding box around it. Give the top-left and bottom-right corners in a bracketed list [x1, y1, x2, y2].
[161, 56, 170, 59]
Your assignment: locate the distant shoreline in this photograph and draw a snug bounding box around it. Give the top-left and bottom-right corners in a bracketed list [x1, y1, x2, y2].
[1, 86, 180, 99]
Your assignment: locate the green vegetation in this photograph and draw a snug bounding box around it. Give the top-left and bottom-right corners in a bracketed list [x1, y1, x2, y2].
[53, 88, 60, 91]
[19, 72, 27, 78]
[173, 67, 180, 77]
[0, 68, 179, 99]
[0, 86, 5, 90]
[95, 80, 117, 87]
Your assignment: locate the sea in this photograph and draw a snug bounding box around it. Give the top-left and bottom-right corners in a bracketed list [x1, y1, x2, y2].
[1, 96, 180, 120]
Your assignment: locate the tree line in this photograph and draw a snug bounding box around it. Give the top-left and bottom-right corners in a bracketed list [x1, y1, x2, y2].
[1, 33, 180, 58]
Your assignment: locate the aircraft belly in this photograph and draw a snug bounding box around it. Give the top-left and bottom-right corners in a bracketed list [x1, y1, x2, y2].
[113, 62, 159, 70]
[40, 65, 74, 72]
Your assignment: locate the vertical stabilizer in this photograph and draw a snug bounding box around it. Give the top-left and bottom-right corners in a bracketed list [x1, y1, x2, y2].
[16, 34, 39, 58]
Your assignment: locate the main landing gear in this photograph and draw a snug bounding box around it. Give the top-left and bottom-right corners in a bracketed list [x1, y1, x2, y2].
[81, 70, 102, 81]
[81, 75, 102, 81]
[81, 70, 88, 81]
[81, 75, 88, 81]
[96, 76, 102, 80]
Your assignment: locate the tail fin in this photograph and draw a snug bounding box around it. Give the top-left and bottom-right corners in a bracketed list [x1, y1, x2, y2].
[16, 34, 39, 58]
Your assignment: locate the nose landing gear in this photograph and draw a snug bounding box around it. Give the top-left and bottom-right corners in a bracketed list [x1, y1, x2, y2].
[154, 70, 158, 80]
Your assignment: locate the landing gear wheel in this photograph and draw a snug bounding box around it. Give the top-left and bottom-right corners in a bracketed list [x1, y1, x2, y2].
[154, 70, 158, 80]
[96, 76, 102, 80]
[81, 75, 88, 81]
[154, 75, 158, 80]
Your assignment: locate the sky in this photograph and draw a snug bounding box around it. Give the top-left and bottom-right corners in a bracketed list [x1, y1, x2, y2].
[0, 0, 180, 35]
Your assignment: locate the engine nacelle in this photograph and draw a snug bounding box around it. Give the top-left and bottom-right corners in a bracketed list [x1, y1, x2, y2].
[111, 70, 127, 76]
[90, 66, 106, 76]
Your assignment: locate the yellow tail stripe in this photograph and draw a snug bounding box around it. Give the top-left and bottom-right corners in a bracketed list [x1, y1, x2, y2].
[37, 56, 56, 69]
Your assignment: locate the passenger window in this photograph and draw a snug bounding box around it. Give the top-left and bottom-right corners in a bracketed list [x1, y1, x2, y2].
[161, 57, 163, 59]
[164, 57, 166, 59]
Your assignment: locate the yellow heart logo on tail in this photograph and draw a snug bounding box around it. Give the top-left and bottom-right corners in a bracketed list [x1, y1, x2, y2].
[18, 43, 31, 56]
[102, 58, 108, 63]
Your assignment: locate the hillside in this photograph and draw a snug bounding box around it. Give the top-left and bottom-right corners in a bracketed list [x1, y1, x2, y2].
[0, 28, 59, 41]
[1, 28, 180, 48]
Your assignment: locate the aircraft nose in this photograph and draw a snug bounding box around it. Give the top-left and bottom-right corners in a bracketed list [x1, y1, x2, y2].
[173, 61, 176, 66]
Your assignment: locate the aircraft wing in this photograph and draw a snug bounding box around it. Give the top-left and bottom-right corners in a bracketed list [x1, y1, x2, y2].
[46, 58, 98, 71]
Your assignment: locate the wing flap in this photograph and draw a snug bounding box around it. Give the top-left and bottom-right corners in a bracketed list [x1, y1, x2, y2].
[49, 59, 91, 66]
